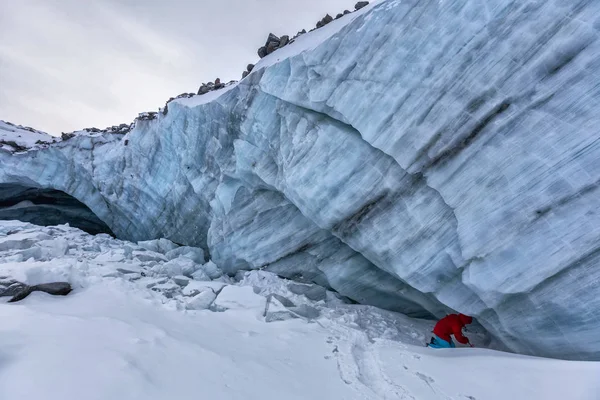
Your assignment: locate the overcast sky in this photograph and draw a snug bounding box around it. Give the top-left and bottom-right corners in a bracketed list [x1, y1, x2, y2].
[0, 0, 359, 135]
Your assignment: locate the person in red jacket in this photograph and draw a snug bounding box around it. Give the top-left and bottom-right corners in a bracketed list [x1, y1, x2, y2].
[428, 313, 474, 348]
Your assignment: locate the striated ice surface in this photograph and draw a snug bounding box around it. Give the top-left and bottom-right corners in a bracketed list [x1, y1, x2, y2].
[2, 0, 600, 360]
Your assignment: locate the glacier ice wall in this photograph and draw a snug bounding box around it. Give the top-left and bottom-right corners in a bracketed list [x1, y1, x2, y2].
[2, 0, 600, 360]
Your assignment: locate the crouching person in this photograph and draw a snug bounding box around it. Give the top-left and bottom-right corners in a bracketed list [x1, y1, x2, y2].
[428, 313, 473, 348]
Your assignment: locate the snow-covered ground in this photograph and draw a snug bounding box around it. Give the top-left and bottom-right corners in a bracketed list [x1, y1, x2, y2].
[0, 120, 57, 151]
[0, 220, 598, 400]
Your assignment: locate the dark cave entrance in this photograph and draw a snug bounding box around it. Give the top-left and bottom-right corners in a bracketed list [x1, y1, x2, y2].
[0, 183, 114, 236]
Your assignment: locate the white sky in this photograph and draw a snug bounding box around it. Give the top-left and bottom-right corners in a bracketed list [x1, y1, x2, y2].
[0, 0, 359, 135]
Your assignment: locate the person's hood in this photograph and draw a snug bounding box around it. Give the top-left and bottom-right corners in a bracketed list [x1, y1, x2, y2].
[458, 314, 473, 325]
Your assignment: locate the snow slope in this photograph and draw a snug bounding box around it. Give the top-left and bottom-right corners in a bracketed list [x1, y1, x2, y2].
[0, 220, 598, 400]
[0, 120, 56, 151]
[2, 0, 600, 360]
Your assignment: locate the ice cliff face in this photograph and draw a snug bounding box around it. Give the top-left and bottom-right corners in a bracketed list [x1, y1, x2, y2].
[2, 0, 600, 360]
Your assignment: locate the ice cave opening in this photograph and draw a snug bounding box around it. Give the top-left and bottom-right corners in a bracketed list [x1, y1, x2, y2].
[0, 183, 114, 236]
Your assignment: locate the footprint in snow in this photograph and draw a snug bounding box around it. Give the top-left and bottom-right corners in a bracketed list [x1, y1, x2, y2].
[415, 372, 434, 384]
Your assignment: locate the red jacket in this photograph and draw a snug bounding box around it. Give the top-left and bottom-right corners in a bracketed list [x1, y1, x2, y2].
[433, 314, 473, 344]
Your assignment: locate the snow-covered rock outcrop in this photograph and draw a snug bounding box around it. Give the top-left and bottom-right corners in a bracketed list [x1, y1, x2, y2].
[2, 0, 600, 360]
[0, 120, 57, 152]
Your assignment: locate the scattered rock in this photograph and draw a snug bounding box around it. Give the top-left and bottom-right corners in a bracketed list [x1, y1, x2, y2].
[336, 13, 343, 19]
[61, 132, 76, 141]
[344, 9, 351, 15]
[317, 14, 334, 29]
[265, 33, 280, 46]
[136, 112, 157, 121]
[266, 41, 279, 55]
[33, 282, 72, 296]
[257, 46, 267, 58]
[279, 35, 289, 47]
[0, 281, 28, 298]
[6, 282, 72, 303]
[198, 85, 210, 95]
[246, 64, 254, 72]
[355, 1, 369, 10]
[242, 71, 249, 79]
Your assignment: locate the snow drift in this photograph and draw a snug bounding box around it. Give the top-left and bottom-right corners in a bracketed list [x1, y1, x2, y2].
[2, 0, 600, 360]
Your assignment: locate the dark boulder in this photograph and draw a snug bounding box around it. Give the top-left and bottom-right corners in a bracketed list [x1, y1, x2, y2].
[0, 280, 28, 297]
[198, 85, 210, 95]
[34, 282, 72, 296]
[247, 63, 254, 72]
[355, 1, 369, 10]
[279, 35, 289, 47]
[344, 10, 351, 15]
[265, 33, 280, 47]
[266, 41, 279, 55]
[262, 32, 282, 55]
[137, 112, 157, 121]
[317, 14, 333, 29]
[336, 13, 343, 19]
[7, 282, 72, 302]
[242, 71, 249, 79]
[258, 46, 267, 58]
